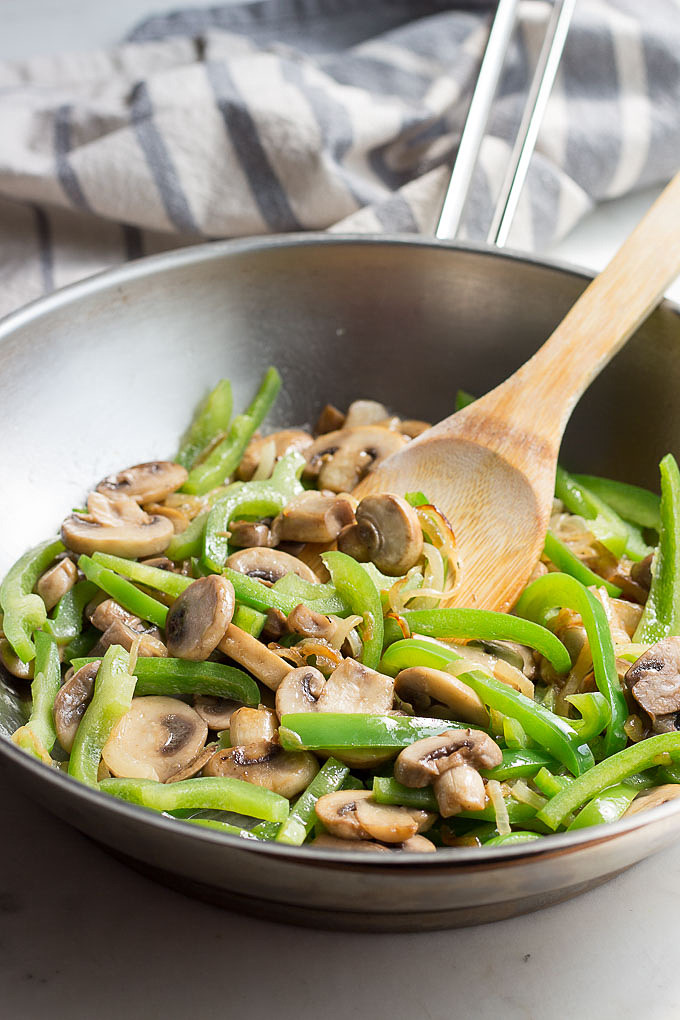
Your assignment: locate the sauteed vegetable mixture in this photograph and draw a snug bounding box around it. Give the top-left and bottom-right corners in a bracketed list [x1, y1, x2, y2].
[4, 367, 680, 852]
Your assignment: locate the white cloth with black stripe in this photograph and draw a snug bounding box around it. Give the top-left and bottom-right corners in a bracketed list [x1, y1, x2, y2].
[0, 0, 679, 319]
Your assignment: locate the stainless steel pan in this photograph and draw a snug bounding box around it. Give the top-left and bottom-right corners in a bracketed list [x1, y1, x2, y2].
[0, 233, 679, 931]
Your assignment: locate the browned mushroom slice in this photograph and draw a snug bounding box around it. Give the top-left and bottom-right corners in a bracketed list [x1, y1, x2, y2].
[91, 598, 143, 633]
[286, 604, 336, 641]
[338, 493, 423, 576]
[219, 625, 292, 691]
[397, 835, 437, 853]
[314, 789, 422, 843]
[275, 658, 394, 718]
[166, 744, 216, 783]
[237, 430, 313, 481]
[36, 557, 78, 611]
[62, 492, 173, 558]
[228, 520, 275, 549]
[204, 742, 318, 798]
[94, 619, 168, 658]
[0, 638, 34, 680]
[343, 400, 391, 429]
[311, 834, 391, 852]
[304, 426, 408, 492]
[193, 696, 242, 731]
[166, 575, 235, 661]
[395, 729, 502, 788]
[273, 490, 356, 544]
[229, 706, 279, 746]
[624, 784, 680, 816]
[53, 660, 100, 752]
[225, 548, 318, 585]
[314, 404, 346, 435]
[433, 763, 487, 817]
[630, 553, 654, 592]
[102, 696, 208, 782]
[394, 667, 489, 727]
[96, 461, 188, 504]
[625, 638, 680, 730]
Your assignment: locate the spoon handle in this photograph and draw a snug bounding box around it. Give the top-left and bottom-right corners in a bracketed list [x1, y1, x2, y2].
[481, 170, 680, 449]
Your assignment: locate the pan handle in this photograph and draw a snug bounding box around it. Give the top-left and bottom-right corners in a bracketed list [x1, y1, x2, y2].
[435, 0, 575, 249]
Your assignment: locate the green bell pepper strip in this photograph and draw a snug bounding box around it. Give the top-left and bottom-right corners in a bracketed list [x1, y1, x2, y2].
[275, 758, 349, 845]
[536, 732, 680, 830]
[322, 551, 384, 669]
[78, 556, 169, 628]
[181, 817, 264, 839]
[381, 637, 594, 775]
[68, 645, 137, 787]
[167, 511, 209, 561]
[515, 572, 627, 756]
[176, 379, 233, 470]
[383, 615, 409, 649]
[455, 390, 476, 411]
[63, 626, 99, 664]
[565, 693, 611, 742]
[11, 631, 61, 761]
[634, 454, 680, 643]
[183, 367, 282, 495]
[533, 768, 572, 798]
[405, 491, 429, 508]
[0, 537, 64, 661]
[279, 713, 468, 752]
[271, 574, 349, 615]
[251, 820, 283, 839]
[371, 777, 539, 824]
[71, 656, 259, 705]
[402, 607, 572, 673]
[480, 748, 561, 781]
[225, 567, 348, 617]
[100, 775, 289, 823]
[45, 580, 98, 645]
[92, 553, 192, 598]
[555, 466, 650, 560]
[503, 717, 530, 750]
[572, 474, 661, 532]
[203, 450, 305, 571]
[543, 530, 622, 598]
[232, 604, 266, 638]
[566, 781, 644, 831]
[483, 831, 542, 846]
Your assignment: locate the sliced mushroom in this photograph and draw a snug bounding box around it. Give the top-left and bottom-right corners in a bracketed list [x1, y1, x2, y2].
[36, 557, 78, 611]
[237, 430, 313, 482]
[304, 426, 407, 493]
[394, 666, 489, 727]
[93, 619, 167, 657]
[166, 575, 235, 660]
[433, 763, 486, 817]
[624, 784, 680, 816]
[397, 420, 431, 439]
[312, 834, 391, 852]
[228, 520, 275, 548]
[625, 638, 680, 731]
[398, 835, 437, 852]
[314, 789, 425, 843]
[62, 492, 173, 558]
[102, 696, 208, 782]
[166, 744, 216, 783]
[193, 696, 242, 731]
[338, 493, 423, 576]
[204, 742, 318, 798]
[53, 660, 100, 752]
[91, 598, 143, 633]
[314, 404, 345, 435]
[262, 608, 288, 641]
[219, 624, 292, 691]
[0, 638, 34, 680]
[275, 659, 394, 718]
[286, 604, 336, 641]
[273, 490, 356, 544]
[631, 553, 654, 592]
[142, 502, 190, 534]
[229, 706, 279, 747]
[225, 548, 318, 585]
[96, 461, 188, 504]
[141, 556, 185, 574]
[395, 729, 502, 788]
[344, 400, 391, 429]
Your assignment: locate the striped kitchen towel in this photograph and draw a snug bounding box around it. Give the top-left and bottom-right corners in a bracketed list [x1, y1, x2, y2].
[0, 0, 679, 319]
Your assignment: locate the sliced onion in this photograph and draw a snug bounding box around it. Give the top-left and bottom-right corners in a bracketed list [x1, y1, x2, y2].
[416, 504, 460, 592]
[252, 439, 277, 481]
[327, 614, 364, 650]
[487, 780, 511, 836]
[343, 627, 364, 660]
[268, 638, 342, 676]
[510, 779, 546, 811]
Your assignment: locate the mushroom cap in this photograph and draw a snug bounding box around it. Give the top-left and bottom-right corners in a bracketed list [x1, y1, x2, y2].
[304, 426, 407, 493]
[226, 547, 318, 585]
[398, 835, 437, 852]
[273, 490, 356, 544]
[0, 638, 34, 680]
[229, 706, 278, 747]
[275, 659, 394, 719]
[625, 784, 680, 816]
[237, 430, 313, 481]
[91, 598, 143, 633]
[314, 789, 374, 839]
[343, 400, 391, 429]
[286, 605, 336, 641]
[193, 696, 242, 731]
[218, 624, 292, 691]
[338, 494, 423, 576]
[275, 666, 326, 717]
[36, 557, 78, 612]
[62, 493, 174, 558]
[625, 638, 680, 716]
[166, 575, 235, 661]
[97, 461, 188, 504]
[102, 696, 208, 782]
[314, 404, 346, 435]
[394, 666, 489, 727]
[353, 799, 423, 843]
[93, 619, 168, 658]
[394, 729, 502, 788]
[228, 520, 275, 549]
[53, 661, 100, 752]
[204, 743, 318, 798]
[311, 834, 391, 852]
[314, 790, 424, 843]
[433, 763, 486, 817]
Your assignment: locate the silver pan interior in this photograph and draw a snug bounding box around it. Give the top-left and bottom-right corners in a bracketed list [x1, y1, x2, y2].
[0, 235, 679, 932]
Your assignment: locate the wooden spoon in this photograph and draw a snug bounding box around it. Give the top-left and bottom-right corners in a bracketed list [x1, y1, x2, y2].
[355, 171, 680, 612]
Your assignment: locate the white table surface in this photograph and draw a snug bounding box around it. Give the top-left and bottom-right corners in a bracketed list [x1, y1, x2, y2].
[2, 4, 680, 1019]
